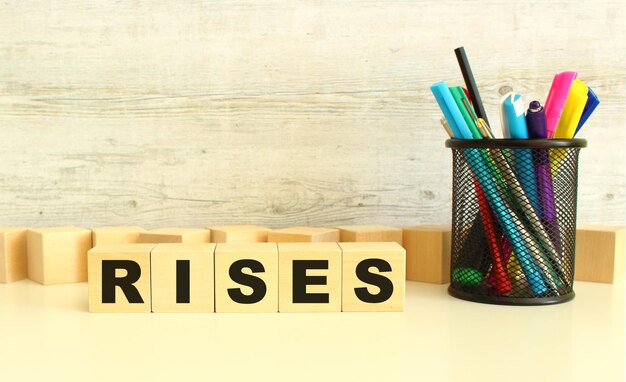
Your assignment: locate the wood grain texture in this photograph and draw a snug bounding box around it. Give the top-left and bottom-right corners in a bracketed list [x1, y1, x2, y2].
[0, 1, 624, 228]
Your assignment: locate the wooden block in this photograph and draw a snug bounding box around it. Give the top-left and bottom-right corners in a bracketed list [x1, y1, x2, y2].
[27, 227, 92, 285]
[402, 225, 451, 284]
[138, 228, 211, 244]
[267, 226, 339, 243]
[0, 228, 28, 283]
[88, 244, 154, 312]
[209, 225, 269, 243]
[92, 226, 146, 246]
[278, 242, 342, 312]
[214, 243, 278, 312]
[151, 243, 216, 312]
[339, 242, 405, 312]
[337, 225, 402, 244]
[575, 225, 625, 283]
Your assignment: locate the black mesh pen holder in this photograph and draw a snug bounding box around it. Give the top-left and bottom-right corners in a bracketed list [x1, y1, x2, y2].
[445, 139, 587, 305]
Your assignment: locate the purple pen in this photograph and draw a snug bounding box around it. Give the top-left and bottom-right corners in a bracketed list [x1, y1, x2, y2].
[526, 101, 547, 139]
[526, 101, 562, 255]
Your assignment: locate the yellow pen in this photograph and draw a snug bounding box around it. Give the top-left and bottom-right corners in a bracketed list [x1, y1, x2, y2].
[553, 79, 588, 139]
[552, 79, 588, 175]
[476, 118, 494, 139]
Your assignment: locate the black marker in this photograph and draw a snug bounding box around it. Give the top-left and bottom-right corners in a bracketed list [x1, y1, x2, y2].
[454, 46, 490, 127]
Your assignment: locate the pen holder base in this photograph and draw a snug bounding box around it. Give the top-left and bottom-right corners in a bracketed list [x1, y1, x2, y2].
[446, 139, 586, 306]
[448, 286, 575, 306]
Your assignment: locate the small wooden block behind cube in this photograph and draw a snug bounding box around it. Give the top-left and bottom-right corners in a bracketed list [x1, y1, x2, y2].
[337, 225, 402, 244]
[92, 226, 146, 246]
[278, 242, 342, 312]
[339, 242, 405, 312]
[88, 244, 154, 313]
[139, 228, 211, 244]
[27, 227, 92, 285]
[0, 228, 28, 283]
[575, 225, 625, 283]
[268, 227, 339, 243]
[214, 243, 278, 312]
[151, 243, 216, 312]
[209, 225, 269, 243]
[402, 225, 451, 284]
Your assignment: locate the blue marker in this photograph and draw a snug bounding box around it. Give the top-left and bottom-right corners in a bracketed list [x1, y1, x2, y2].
[574, 87, 599, 136]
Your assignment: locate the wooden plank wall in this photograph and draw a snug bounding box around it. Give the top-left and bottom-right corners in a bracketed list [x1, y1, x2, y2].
[0, 1, 624, 228]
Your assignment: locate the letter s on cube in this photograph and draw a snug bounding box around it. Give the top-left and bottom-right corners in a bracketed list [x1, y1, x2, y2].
[214, 243, 278, 312]
[338, 242, 406, 312]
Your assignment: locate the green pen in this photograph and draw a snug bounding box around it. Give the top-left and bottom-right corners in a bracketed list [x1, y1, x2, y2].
[449, 86, 482, 139]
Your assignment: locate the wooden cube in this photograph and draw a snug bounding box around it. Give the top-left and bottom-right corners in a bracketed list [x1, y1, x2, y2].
[268, 227, 339, 243]
[88, 244, 154, 313]
[209, 225, 269, 243]
[402, 225, 451, 284]
[214, 243, 278, 312]
[278, 242, 342, 312]
[151, 243, 216, 312]
[337, 225, 402, 244]
[0, 228, 28, 283]
[27, 227, 92, 285]
[339, 242, 405, 312]
[575, 225, 625, 283]
[92, 226, 146, 246]
[139, 228, 211, 244]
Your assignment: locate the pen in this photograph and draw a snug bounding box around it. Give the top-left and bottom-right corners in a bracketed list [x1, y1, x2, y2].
[552, 79, 589, 176]
[499, 92, 513, 138]
[526, 101, 548, 139]
[544, 71, 578, 138]
[462, 87, 472, 104]
[431, 81, 473, 139]
[502, 93, 529, 139]
[440, 117, 454, 139]
[449, 86, 482, 139]
[454, 47, 490, 127]
[473, 176, 512, 294]
[574, 86, 599, 136]
[526, 101, 562, 255]
[554, 79, 588, 139]
[476, 118, 495, 139]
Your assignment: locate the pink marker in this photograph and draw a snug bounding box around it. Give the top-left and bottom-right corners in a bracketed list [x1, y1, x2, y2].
[544, 71, 578, 138]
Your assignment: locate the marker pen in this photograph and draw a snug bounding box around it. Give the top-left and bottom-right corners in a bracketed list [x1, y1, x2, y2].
[575, 87, 599, 136]
[526, 101, 563, 255]
[554, 79, 588, 139]
[544, 71, 578, 138]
